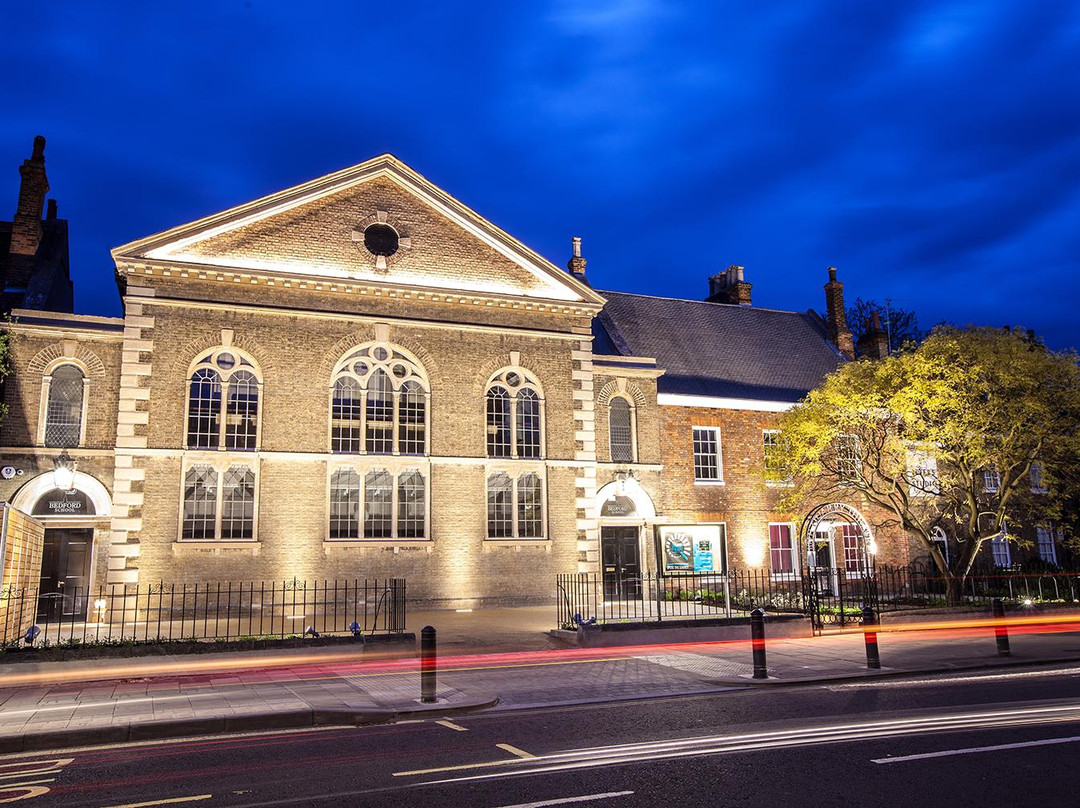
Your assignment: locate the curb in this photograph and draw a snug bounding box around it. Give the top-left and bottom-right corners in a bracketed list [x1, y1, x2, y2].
[0, 694, 499, 754]
[702, 655, 1080, 687]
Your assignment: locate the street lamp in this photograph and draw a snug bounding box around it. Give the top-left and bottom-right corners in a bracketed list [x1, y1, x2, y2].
[52, 451, 77, 492]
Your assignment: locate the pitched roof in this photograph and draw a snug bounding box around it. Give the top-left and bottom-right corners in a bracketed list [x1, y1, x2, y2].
[595, 290, 844, 402]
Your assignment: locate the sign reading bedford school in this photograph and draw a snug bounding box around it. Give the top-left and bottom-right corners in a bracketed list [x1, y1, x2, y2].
[32, 489, 94, 517]
[656, 524, 727, 575]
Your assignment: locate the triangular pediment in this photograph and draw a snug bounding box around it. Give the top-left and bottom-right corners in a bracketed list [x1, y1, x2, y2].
[112, 155, 602, 305]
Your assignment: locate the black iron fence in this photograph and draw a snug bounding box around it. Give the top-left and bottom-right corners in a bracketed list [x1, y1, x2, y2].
[1, 578, 407, 648]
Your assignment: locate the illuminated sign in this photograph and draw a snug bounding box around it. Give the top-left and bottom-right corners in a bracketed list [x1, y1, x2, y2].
[32, 489, 94, 517]
[656, 524, 727, 575]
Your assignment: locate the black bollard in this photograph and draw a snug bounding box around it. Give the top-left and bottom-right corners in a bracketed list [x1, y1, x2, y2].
[750, 608, 768, 679]
[861, 606, 881, 670]
[421, 625, 437, 702]
[992, 598, 1011, 657]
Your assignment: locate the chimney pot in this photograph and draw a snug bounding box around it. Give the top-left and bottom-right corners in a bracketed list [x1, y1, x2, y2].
[567, 236, 587, 280]
[46, 199, 57, 220]
[32, 135, 45, 161]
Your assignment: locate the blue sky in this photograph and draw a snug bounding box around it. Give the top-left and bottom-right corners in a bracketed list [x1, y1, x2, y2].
[2, 0, 1078, 348]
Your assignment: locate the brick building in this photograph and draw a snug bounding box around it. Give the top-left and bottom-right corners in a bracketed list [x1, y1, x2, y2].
[1, 141, 954, 616]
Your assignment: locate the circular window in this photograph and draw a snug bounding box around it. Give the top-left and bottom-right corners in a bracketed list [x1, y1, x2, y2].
[352, 361, 369, 376]
[505, 371, 521, 387]
[373, 346, 389, 362]
[392, 363, 408, 379]
[217, 353, 236, 370]
[363, 224, 399, 257]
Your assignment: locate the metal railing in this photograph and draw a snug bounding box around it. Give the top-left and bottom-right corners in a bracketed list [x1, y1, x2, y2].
[0, 578, 407, 648]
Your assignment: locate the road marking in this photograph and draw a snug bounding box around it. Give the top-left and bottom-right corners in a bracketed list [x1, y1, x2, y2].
[497, 744, 535, 759]
[492, 792, 634, 808]
[101, 796, 213, 808]
[872, 734, 1080, 764]
[435, 720, 468, 732]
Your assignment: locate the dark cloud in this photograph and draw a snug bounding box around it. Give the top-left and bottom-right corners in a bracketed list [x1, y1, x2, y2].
[1, 0, 1077, 348]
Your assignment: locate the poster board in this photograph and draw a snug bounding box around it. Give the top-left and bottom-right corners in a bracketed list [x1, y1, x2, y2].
[655, 523, 727, 575]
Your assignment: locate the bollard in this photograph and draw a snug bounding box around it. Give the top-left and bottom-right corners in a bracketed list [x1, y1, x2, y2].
[992, 598, 1011, 657]
[861, 606, 881, 670]
[421, 625, 437, 702]
[750, 608, 768, 679]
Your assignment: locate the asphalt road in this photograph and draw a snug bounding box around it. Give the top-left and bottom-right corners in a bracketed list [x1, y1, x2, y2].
[6, 662, 1080, 808]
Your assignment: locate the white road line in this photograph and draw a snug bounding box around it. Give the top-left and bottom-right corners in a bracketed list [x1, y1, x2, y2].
[101, 795, 213, 808]
[872, 735, 1080, 764]
[492, 792, 634, 808]
[497, 743, 535, 759]
[435, 720, 468, 732]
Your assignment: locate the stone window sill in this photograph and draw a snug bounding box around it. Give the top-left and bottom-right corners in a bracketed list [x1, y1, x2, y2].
[483, 539, 552, 553]
[323, 540, 434, 555]
[172, 541, 260, 556]
[693, 479, 726, 487]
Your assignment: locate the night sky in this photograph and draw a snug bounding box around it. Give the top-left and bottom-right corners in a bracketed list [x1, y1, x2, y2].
[3, 1, 1078, 349]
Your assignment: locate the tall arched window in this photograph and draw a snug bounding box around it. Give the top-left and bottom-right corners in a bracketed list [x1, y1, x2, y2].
[608, 397, 634, 463]
[329, 343, 429, 455]
[485, 368, 544, 459]
[186, 348, 261, 450]
[328, 465, 426, 539]
[44, 364, 85, 447]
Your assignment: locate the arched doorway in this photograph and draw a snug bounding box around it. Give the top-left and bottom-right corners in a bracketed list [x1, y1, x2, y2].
[10, 471, 112, 621]
[800, 502, 876, 597]
[595, 475, 657, 600]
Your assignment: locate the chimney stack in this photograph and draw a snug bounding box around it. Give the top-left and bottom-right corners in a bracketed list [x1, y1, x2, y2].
[706, 264, 752, 306]
[856, 310, 889, 360]
[567, 236, 587, 281]
[10, 135, 50, 257]
[824, 267, 855, 360]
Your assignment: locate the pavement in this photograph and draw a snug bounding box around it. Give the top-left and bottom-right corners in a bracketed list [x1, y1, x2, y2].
[2, 605, 1080, 753]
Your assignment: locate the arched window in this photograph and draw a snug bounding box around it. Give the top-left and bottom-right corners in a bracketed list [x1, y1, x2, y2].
[485, 368, 544, 459]
[186, 349, 261, 450]
[329, 343, 428, 455]
[44, 364, 85, 447]
[486, 471, 545, 539]
[608, 397, 634, 463]
[328, 466, 427, 540]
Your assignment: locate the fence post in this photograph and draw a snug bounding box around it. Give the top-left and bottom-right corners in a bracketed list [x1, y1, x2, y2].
[420, 625, 437, 703]
[992, 598, 1010, 656]
[861, 605, 881, 669]
[750, 608, 768, 679]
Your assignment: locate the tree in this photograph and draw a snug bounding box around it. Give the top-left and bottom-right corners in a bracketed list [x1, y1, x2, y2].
[847, 298, 923, 356]
[772, 326, 1080, 603]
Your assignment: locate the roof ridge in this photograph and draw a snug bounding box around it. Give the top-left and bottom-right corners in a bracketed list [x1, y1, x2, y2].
[598, 288, 810, 316]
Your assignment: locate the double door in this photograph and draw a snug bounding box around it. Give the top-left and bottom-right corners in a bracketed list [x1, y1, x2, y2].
[601, 526, 641, 600]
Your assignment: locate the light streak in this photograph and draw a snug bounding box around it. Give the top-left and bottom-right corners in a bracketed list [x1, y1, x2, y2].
[492, 793, 634, 808]
[872, 735, 1080, 764]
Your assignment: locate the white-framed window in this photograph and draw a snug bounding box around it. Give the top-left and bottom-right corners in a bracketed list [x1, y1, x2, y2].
[608, 397, 636, 463]
[842, 524, 866, 573]
[692, 426, 722, 483]
[983, 468, 1001, 493]
[763, 430, 792, 486]
[42, 363, 86, 448]
[330, 343, 429, 456]
[186, 348, 262, 451]
[486, 470, 545, 539]
[1030, 464, 1048, 494]
[1036, 525, 1058, 565]
[930, 526, 950, 566]
[486, 368, 545, 459]
[907, 450, 940, 497]
[768, 523, 798, 578]
[990, 536, 1011, 567]
[181, 462, 257, 541]
[836, 434, 861, 481]
[328, 465, 427, 540]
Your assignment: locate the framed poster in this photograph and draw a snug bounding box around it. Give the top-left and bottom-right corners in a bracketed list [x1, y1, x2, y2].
[655, 524, 727, 575]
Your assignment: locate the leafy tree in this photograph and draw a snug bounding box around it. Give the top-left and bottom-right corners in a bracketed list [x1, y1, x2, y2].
[847, 298, 923, 356]
[772, 326, 1080, 603]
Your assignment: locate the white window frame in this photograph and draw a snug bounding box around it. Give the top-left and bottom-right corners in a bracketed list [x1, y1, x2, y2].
[1036, 525, 1057, 565]
[1030, 464, 1048, 494]
[768, 522, 799, 580]
[608, 395, 638, 464]
[763, 430, 792, 487]
[983, 468, 1001, 493]
[484, 465, 547, 540]
[485, 367, 546, 460]
[37, 358, 90, 448]
[692, 426, 724, 485]
[990, 536, 1011, 568]
[177, 458, 260, 543]
[836, 434, 861, 481]
[929, 526, 950, 566]
[325, 458, 430, 541]
[184, 347, 264, 452]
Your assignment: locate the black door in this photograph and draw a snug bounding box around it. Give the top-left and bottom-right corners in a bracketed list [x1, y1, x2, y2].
[37, 528, 93, 621]
[601, 527, 642, 600]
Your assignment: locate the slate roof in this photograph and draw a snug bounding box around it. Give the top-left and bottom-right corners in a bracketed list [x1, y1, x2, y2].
[594, 290, 845, 402]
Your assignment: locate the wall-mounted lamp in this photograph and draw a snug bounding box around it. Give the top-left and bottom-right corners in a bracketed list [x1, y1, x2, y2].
[52, 451, 77, 492]
[615, 469, 636, 497]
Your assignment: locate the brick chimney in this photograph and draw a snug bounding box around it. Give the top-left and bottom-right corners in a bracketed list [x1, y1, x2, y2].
[567, 236, 587, 281]
[856, 310, 889, 360]
[824, 267, 855, 360]
[706, 265, 752, 305]
[10, 135, 49, 257]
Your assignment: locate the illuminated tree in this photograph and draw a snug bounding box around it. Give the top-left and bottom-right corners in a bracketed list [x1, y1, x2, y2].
[772, 326, 1080, 603]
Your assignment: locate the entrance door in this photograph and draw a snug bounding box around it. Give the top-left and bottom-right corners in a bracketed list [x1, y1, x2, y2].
[601, 526, 641, 600]
[808, 528, 836, 596]
[37, 528, 93, 621]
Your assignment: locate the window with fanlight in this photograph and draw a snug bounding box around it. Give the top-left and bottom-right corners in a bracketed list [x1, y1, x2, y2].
[486, 368, 544, 459]
[185, 348, 262, 450]
[330, 343, 428, 455]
